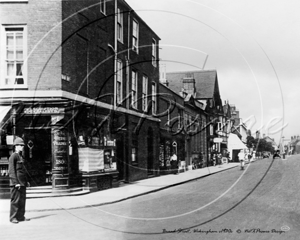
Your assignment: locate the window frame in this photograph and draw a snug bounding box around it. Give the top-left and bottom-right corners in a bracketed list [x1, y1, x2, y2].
[0, 25, 27, 89]
[142, 75, 148, 111]
[117, 8, 123, 43]
[152, 38, 157, 67]
[132, 19, 139, 53]
[116, 59, 123, 105]
[131, 70, 138, 109]
[100, 0, 106, 14]
[151, 81, 157, 115]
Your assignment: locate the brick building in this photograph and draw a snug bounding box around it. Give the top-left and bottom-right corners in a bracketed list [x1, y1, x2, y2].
[165, 70, 226, 166]
[158, 83, 185, 174]
[0, 0, 160, 196]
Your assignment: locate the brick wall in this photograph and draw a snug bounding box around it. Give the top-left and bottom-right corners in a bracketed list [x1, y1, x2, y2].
[0, 0, 62, 91]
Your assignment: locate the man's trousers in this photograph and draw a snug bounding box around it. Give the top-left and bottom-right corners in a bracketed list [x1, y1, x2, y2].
[10, 186, 26, 221]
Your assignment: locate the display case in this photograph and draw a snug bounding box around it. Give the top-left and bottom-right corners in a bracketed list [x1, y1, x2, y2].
[77, 135, 119, 191]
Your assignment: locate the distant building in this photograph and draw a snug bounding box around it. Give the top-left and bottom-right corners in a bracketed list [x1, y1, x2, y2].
[165, 70, 226, 165]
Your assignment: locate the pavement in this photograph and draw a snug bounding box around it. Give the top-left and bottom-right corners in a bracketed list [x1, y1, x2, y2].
[0, 162, 242, 213]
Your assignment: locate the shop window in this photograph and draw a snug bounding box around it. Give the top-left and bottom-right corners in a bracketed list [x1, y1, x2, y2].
[0, 25, 27, 88]
[77, 114, 117, 173]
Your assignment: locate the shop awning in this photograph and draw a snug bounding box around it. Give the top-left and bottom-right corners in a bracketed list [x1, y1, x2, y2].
[228, 133, 247, 150]
[0, 106, 12, 128]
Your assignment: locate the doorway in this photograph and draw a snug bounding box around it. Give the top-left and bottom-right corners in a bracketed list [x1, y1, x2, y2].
[147, 128, 154, 175]
[116, 134, 125, 181]
[24, 128, 52, 186]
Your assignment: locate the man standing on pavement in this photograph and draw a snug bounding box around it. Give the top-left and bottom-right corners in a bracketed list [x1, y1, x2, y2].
[8, 137, 30, 224]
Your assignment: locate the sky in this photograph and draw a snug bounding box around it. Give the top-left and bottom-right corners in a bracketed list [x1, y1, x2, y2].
[126, 0, 300, 145]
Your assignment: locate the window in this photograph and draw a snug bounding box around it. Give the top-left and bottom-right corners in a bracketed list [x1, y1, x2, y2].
[210, 124, 214, 135]
[131, 147, 136, 162]
[142, 75, 148, 111]
[132, 20, 139, 52]
[100, 0, 106, 14]
[117, 8, 123, 42]
[152, 39, 157, 67]
[131, 70, 138, 109]
[151, 82, 157, 114]
[62, 74, 71, 82]
[131, 137, 138, 162]
[177, 111, 182, 130]
[1, 25, 27, 88]
[116, 59, 123, 104]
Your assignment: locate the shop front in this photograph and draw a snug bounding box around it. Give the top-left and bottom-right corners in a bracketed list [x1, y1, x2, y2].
[73, 104, 119, 192]
[159, 130, 184, 175]
[0, 102, 120, 197]
[0, 106, 14, 198]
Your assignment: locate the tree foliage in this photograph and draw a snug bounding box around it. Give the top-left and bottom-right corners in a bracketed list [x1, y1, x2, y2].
[250, 138, 274, 153]
[246, 136, 256, 149]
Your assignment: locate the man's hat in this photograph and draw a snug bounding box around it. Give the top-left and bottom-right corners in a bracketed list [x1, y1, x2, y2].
[14, 137, 25, 146]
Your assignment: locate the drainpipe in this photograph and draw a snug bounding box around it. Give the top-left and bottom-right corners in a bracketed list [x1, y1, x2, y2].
[113, 0, 118, 110]
[126, 11, 131, 109]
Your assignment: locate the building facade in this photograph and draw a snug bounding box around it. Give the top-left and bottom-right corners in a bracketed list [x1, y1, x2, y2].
[158, 83, 185, 174]
[0, 0, 161, 196]
[165, 70, 225, 166]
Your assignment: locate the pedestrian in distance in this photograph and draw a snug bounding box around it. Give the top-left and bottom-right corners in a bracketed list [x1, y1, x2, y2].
[273, 150, 281, 159]
[238, 149, 246, 170]
[170, 153, 178, 174]
[217, 152, 222, 165]
[8, 137, 30, 224]
[166, 158, 171, 173]
[247, 150, 252, 163]
[212, 154, 216, 166]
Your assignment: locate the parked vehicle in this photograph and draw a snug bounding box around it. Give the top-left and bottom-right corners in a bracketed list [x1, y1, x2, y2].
[262, 152, 271, 158]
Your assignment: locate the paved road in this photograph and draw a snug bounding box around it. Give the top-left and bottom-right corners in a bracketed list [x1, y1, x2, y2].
[1, 156, 299, 240]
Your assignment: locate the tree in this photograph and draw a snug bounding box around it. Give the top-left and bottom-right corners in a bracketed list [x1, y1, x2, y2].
[255, 138, 275, 153]
[246, 135, 256, 149]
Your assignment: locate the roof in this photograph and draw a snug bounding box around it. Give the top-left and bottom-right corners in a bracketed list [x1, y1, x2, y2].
[166, 70, 218, 99]
[228, 133, 247, 150]
[122, 0, 161, 40]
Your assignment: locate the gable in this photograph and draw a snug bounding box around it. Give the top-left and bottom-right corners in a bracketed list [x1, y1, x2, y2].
[166, 70, 218, 99]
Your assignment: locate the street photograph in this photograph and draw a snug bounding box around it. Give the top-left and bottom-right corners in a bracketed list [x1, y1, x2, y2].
[0, 0, 299, 239]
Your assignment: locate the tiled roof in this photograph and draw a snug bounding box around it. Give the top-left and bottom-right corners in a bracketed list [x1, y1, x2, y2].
[166, 70, 218, 99]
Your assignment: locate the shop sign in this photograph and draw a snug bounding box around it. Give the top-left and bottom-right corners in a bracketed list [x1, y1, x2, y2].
[24, 107, 64, 115]
[52, 129, 68, 173]
[106, 140, 115, 147]
[213, 138, 223, 143]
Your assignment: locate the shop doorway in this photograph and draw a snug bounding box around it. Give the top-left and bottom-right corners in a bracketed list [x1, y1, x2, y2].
[24, 128, 52, 186]
[116, 135, 125, 181]
[147, 128, 154, 175]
